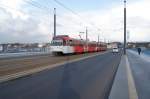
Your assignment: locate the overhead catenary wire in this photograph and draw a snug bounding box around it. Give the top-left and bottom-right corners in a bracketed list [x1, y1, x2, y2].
[54, 0, 106, 42]
[0, 3, 50, 19]
[53, 0, 101, 31]
[23, 0, 101, 33]
[22, 0, 51, 14]
[1, 0, 106, 41]
[0, 1, 83, 32]
[1, 0, 52, 15]
[29, 0, 49, 10]
[54, 0, 82, 19]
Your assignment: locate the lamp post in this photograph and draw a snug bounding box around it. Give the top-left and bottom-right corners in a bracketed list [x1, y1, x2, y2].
[54, 8, 56, 38]
[124, 0, 127, 55]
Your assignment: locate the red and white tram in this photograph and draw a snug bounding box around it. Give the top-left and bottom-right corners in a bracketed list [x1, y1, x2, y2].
[50, 35, 107, 55]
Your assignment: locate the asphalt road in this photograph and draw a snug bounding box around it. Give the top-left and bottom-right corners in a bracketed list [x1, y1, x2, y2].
[0, 52, 121, 99]
[0, 52, 103, 76]
[127, 51, 150, 99]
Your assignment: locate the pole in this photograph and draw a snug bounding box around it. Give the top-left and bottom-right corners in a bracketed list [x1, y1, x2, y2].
[86, 27, 88, 42]
[54, 8, 56, 38]
[98, 35, 99, 44]
[86, 27, 88, 52]
[97, 35, 100, 51]
[124, 0, 126, 55]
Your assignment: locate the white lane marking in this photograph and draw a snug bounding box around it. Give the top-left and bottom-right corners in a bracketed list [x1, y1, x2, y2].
[0, 51, 109, 83]
[125, 55, 138, 99]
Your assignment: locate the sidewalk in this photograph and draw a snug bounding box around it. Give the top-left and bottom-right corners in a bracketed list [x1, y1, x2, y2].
[127, 50, 150, 99]
[128, 50, 150, 63]
[109, 50, 150, 99]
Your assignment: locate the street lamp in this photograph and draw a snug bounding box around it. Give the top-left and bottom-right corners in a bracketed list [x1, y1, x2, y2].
[124, 0, 127, 55]
[53, 8, 56, 39]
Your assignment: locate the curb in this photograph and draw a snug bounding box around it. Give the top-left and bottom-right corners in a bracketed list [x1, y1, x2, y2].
[125, 55, 139, 99]
[109, 55, 138, 99]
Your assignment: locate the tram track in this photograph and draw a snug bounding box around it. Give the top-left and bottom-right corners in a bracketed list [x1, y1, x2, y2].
[0, 51, 107, 77]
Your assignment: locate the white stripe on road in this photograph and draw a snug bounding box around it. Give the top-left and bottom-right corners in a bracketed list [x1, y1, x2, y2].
[125, 55, 138, 99]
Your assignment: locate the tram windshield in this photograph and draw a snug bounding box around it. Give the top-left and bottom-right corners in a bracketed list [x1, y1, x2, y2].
[51, 40, 63, 46]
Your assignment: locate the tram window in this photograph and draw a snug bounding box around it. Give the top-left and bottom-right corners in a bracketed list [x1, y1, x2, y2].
[63, 40, 66, 46]
[69, 40, 73, 46]
[66, 40, 69, 46]
[51, 40, 63, 46]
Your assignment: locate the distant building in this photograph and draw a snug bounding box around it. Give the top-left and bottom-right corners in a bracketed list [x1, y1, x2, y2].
[127, 42, 150, 48]
[107, 42, 122, 49]
[0, 43, 51, 53]
[0, 44, 3, 52]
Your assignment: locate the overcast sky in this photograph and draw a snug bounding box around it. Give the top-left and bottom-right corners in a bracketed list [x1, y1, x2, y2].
[0, 0, 150, 43]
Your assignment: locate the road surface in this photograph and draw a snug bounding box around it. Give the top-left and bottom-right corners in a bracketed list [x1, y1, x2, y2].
[0, 52, 104, 76]
[0, 52, 121, 99]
